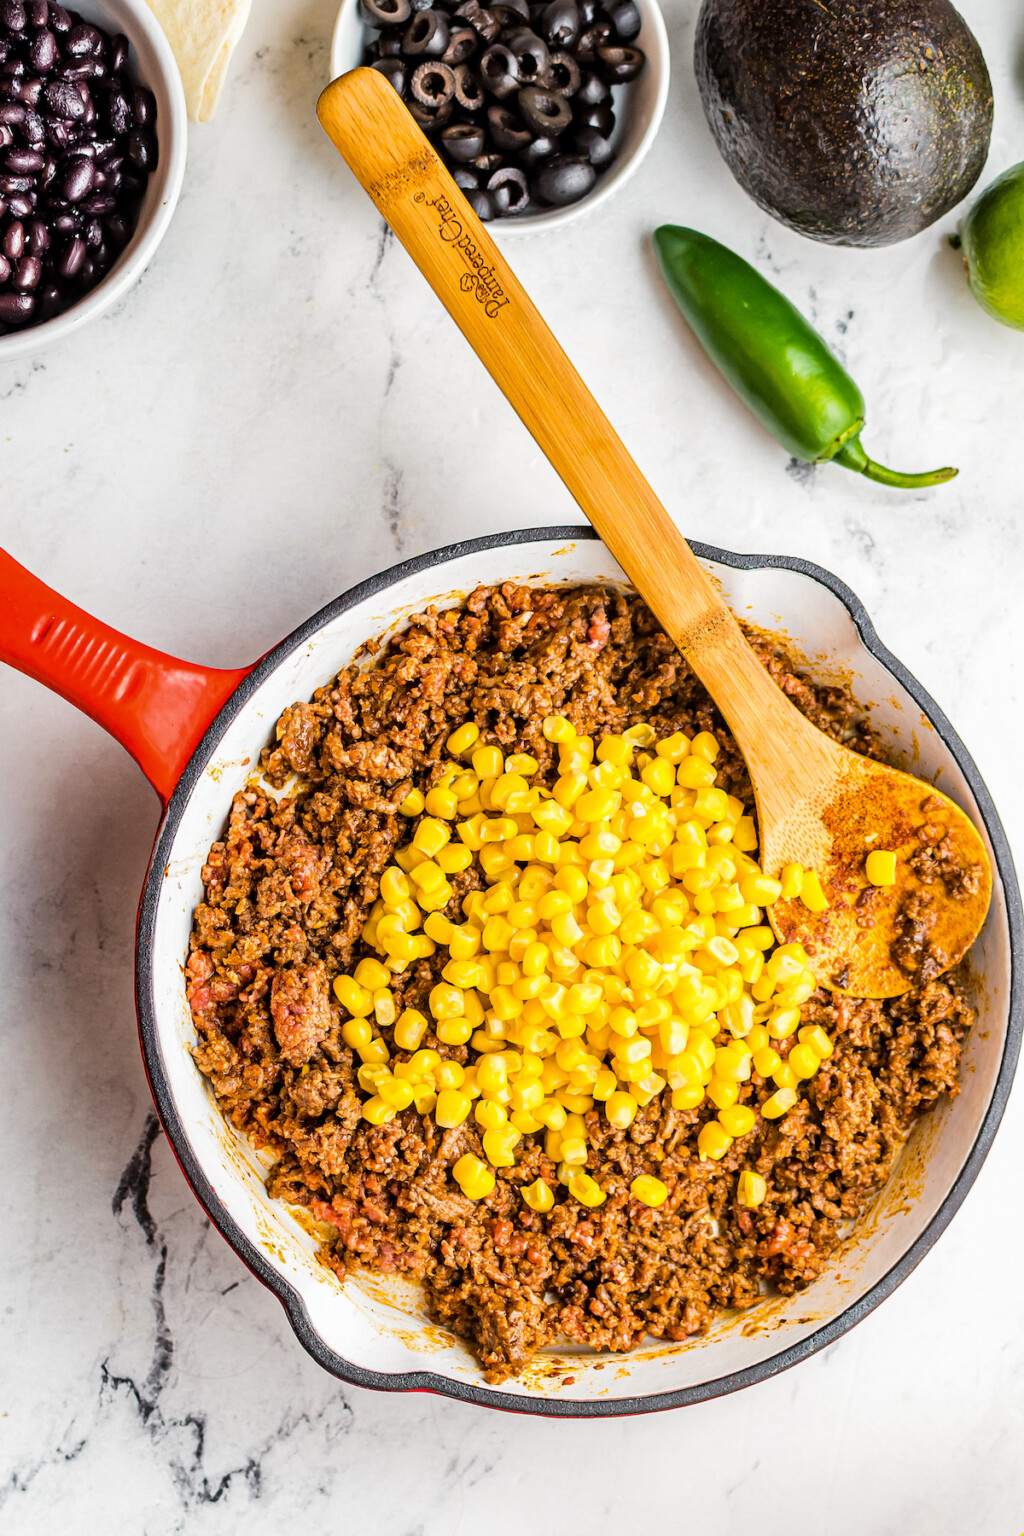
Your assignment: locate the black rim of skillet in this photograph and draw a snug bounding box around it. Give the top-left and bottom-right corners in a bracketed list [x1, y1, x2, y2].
[135, 525, 1024, 1418]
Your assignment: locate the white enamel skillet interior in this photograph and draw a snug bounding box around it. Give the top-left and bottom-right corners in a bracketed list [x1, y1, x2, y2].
[137, 527, 1021, 1415]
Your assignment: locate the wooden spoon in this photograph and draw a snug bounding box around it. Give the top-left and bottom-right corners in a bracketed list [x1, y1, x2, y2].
[316, 67, 992, 999]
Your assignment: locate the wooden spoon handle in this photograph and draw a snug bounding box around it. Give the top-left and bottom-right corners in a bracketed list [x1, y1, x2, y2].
[317, 68, 828, 795]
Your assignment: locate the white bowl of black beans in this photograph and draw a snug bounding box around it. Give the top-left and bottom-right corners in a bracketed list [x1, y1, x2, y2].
[0, 0, 187, 359]
[331, 0, 668, 232]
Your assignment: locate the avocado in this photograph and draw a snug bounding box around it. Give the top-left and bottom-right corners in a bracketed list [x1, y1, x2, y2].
[694, 0, 994, 248]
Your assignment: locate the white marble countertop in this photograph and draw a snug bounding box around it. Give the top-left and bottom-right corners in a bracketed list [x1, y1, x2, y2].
[2, 0, 1024, 1528]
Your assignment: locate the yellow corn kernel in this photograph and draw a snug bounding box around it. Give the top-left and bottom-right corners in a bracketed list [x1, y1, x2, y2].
[799, 1024, 833, 1059]
[799, 869, 829, 912]
[550, 910, 584, 947]
[410, 860, 445, 895]
[482, 915, 515, 952]
[775, 862, 803, 901]
[536, 1098, 567, 1131]
[373, 988, 397, 1028]
[353, 957, 389, 993]
[740, 874, 783, 907]
[362, 1095, 396, 1125]
[452, 1153, 495, 1201]
[554, 864, 589, 904]
[672, 1084, 705, 1110]
[341, 1018, 373, 1051]
[737, 1170, 767, 1208]
[436, 844, 472, 875]
[424, 785, 458, 820]
[377, 1076, 415, 1111]
[532, 800, 574, 837]
[761, 1086, 798, 1119]
[584, 935, 621, 969]
[568, 1171, 606, 1208]
[752, 1044, 781, 1079]
[771, 1061, 796, 1090]
[866, 849, 897, 886]
[475, 1099, 508, 1132]
[697, 1121, 733, 1161]
[435, 1088, 471, 1127]
[394, 844, 426, 874]
[413, 818, 450, 858]
[399, 787, 426, 817]
[706, 1076, 739, 1110]
[767, 1006, 802, 1040]
[334, 976, 373, 1018]
[733, 816, 759, 852]
[434, 1060, 465, 1091]
[482, 1126, 520, 1168]
[677, 756, 717, 789]
[380, 866, 411, 908]
[639, 757, 675, 798]
[447, 722, 480, 756]
[435, 1018, 473, 1046]
[788, 1043, 820, 1080]
[605, 1090, 638, 1129]
[718, 1103, 756, 1138]
[543, 715, 577, 743]
[521, 1177, 555, 1213]
[630, 1174, 669, 1208]
[471, 745, 504, 779]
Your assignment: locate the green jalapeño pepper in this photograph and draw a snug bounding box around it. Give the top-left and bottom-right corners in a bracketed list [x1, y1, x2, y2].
[653, 226, 957, 490]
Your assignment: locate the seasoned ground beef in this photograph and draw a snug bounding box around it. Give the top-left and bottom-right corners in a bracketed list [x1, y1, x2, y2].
[187, 585, 974, 1382]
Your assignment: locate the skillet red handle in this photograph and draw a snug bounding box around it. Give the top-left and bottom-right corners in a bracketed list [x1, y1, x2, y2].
[0, 547, 252, 805]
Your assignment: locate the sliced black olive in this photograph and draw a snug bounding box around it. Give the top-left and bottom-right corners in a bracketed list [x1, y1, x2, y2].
[570, 123, 613, 167]
[517, 83, 572, 135]
[578, 0, 599, 21]
[574, 100, 614, 134]
[503, 27, 549, 83]
[471, 150, 503, 171]
[403, 9, 450, 55]
[453, 60, 486, 108]
[371, 56, 407, 92]
[575, 18, 612, 60]
[465, 187, 495, 220]
[543, 49, 580, 94]
[518, 132, 558, 166]
[491, 0, 530, 19]
[478, 42, 519, 97]
[442, 23, 478, 61]
[486, 101, 531, 151]
[605, 0, 639, 39]
[407, 94, 454, 126]
[539, 0, 579, 46]
[411, 60, 457, 105]
[440, 120, 485, 159]
[532, 154, 595, 205]
[595, 43, 644, 81]
[574, 67, 610, 105]
[487, 164, 530, 212]
[464, 3, 500, 39]
[360, 0, 413, 27]
[410, 0, 435, 11]
[452, 164, 480, 188]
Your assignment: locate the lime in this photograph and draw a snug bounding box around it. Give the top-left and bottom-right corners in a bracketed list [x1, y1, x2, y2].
[960, 161, 1024, 330]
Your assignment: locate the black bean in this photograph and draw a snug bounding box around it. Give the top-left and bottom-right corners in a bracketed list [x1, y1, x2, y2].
[44, 118, 72, 146]
[570, 122, 613, 166]
[131, 86, 156, 126]
[83, 216, 102, 246]
[440, 120, 485, 160]
[4, 146, 43, 172]
[487, 163, 529, 211]
[66, 22, 98, 57]
[37, 281, 60, 318]
[0, 251, 8, 280]
[478, 42, 518, 97]
[0, 101, 25, 122]
[29, 29, 57, 72]
[543, 48, 579, 93]
[532, 152, 593, 204]
[5, 190, 30, 214]
[27, 0, 49, 24]
[517, 83, 571, 134]
[11, 251, 40, 287]
[110, 33, 129, 73]
[20, 108, 44, 142]
[0, 124, 9, 147]
[410, 60, 455, 107]
[106, 87, 129, 135]
[403, 10, 450, 56]
[16, 76, 42, 105]
[51, 209, 76, 232]
[0, 172, 32, 190]
[60, 153, 91, 200]
[104, 211, 129, 245]
[126, 127, 156, 172]
[370, 56, 406, 93]
[81, 190, 113, 214]
[486, 101, 530, 152]
[0, 289, 33, 320]
[48, 2, 71, 30]
[43, 77, 85, 118]
[0, 0, 27, 31]
[56, 230, 83, 276]
[26, 215, 46, 250]
[595, 43, 644, 81]
[62, 59, 106, 80]
[464, 186, 494, 219]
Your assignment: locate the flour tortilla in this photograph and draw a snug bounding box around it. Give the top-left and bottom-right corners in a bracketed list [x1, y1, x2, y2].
[146, 0, 252, 122]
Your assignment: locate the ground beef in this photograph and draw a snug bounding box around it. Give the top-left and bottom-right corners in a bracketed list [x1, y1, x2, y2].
[187, 584, 974, 1383]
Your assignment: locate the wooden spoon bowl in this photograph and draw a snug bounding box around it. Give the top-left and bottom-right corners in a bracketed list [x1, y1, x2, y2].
[316, 67, 993, 1000]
